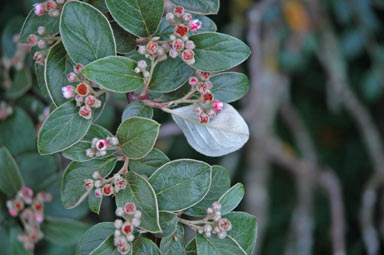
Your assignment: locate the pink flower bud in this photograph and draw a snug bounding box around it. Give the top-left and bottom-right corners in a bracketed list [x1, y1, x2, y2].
[172, 39, 185, 51]
[193, 106, 202, 116]
[76, 83, 90, 96]
[169, 49, 178, 58]
[127, 234, 135, 242]
[173, 6, 184, 17]
[85, 95, 97, 107]
[75, 95, 84, 106]
[189, 77, 199, 86]
[175, 24, 189, 37]
[27, 34, 38, 46]
[116, 207, 124, 216]
[146, 42, 159, 54]
[121, 222, 133, 235]
[114, 177, 127, 190]
[182, 49, 195, 64]
[213, 100, 224, 111]
[61, 85, 75, 99]
[103, 184, 114, 196]
[49, 9, 60, 17]
[92, 171, 101, 179]
[200, 114, 209, 124]
[137, 60, 147, 70]
[45, 1, 56, 11]
[34, 213, 44, 223]
[74, 64, 84, 74]
[33, 3, 45, 16]
[114, 219, 123, 229]
[185, 40, 195, 50]
[132, 217, 141, 227]
[124, 203, 136, 215]
[208, 109, 216, 118]
[33, 201, 43, 212]
[37, 26, 46, 35]
[115, 236, 127, 247]
[79, 105, 92, 119]
[9, 208, 18, 217]
[96, 139, 108, 151]
[133, 210, 142, 219]
[218, 218, 232, 231]
[33, 51, 43, 61]
[183, 13, 193, 22]
[201, 92, 214, 104]
[95, 188, 103, 198]
[166, 12, 175, 22]
[198, 71, 211, 80]
[15, 200, 24, 210]
[189, 19, 202, 32]
[84, 179, 94, 191]
[197, 83, 209, 93]
[119, 244, 131, 254]
[206, 207, 214, 215]
[218, 231, 227, 239]
[67, 72, 77, 82]
[138, 46, 146, 55]
[20, 186, 34, 202]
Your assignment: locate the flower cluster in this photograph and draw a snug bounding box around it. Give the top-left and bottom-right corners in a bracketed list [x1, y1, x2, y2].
[0, 101, 13, 120]
[190, 71, 224, 123]
[113, 203, 142, 254]
[197, 202, 232, 239]
[85, 136, 119, 158]
[28, 26, 58, 65]
[137, 39, 168, 63]
[33, 0, 69, 18]
[6, 187, 52, 250]
[84, 171, 127, 198]
[165, 6, 202, 65]
[134, 60, 150, 78]
[61, 64, 103, 119]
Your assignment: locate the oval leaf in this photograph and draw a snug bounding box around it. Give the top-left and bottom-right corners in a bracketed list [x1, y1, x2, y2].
[130, 148, 169, 177]
[45, 42, 75, 106]
[122, 101, 154, 121]
[19, 10, 59, 43]
[62, 157, 117, 209]
[211, 72, 250, 103]
[149, 159, 212, 212]
[157, 212, 178, 238]
[82, 56, 144, 93]
[117, 117, 160, 159]
[133, 238, 160, 255]
[0, 147, 24, 197]
[76, 222, 115, 255]
[150, 57, 194, 92]
[219, 183, 245, 215]
[38, 102, 92, 155]
[225, 212, 258, 255]
[111, 22, 137, 54]
[185, 165, 230, 217]
[106, 0, 164, 37]
[60, 1, 116, 65]
[196, 233, 246, 255]
[169, 0, 219, 15]
[190, 32, 250, 71]
[160, 224, 185, 255]
[6, 67, 32, 100]
[115, 171, 161, 233]
[170, 103, 249, 157]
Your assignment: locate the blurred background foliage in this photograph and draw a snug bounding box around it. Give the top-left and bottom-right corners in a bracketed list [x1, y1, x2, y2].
[2, 0, 384, 254]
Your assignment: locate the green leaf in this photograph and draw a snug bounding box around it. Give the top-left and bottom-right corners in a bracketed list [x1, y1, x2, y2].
[16, 153, 57, 191]
[155, 15, 217, 41]
[2, 17, 23, 58]
[132, 238, 160, 255]
[117, 117, 160, 159]
[60, 1, 116, 65]
[45, 42, 74, 106]
[160, 224, 185, 255]
[195, 233, 246, 255]
[19, 10, 59, 43]
[62, 157, 117, 209]
[35, 64, 49, 97]
[10, 227, 33, 255]
[5, 67, 32, 100]
[0, 228, 10, 255]
[219, 183, 245, 215]
[44, 173, 89, 219]
[62, 124, 115, 162]
[91, 235, 116, 255]
[149, 159, 212, 212]
[190, 32, 250, 71]
[0, 147, 24, 197]
[76, 222, 115, 255]
[111, 22, 137, 54]
[86, 0, 108, 12]
[115, 171, 161, 233]
[88, 189, 102, 214]
[185, 239, 197, 255]
[150, 57, 194, 92]
[185, 165, 230, 217]
[170, 103, 249, 157]
[38, 102, 92, 155]
[106, 0, 164, 38]
[82, 56, 144, 93]
[225, 212, 258, 255]
[130, 148, 169, 176]
[210, 72, 250, 103]
[0, 107, 36, 156]
[122, 101, 153, 121]
[157, 212, 178, 237]
[42, 217, 90, 246]
[169, 0, 219, 14]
